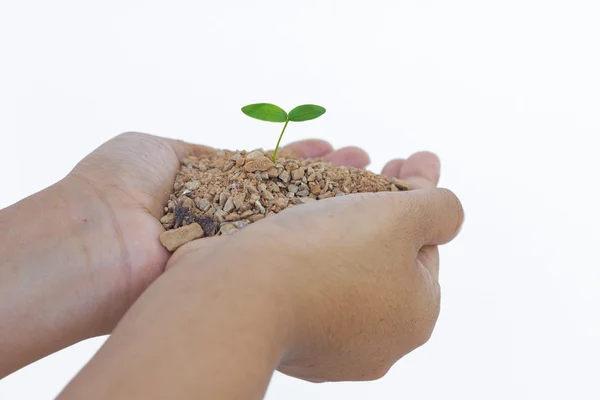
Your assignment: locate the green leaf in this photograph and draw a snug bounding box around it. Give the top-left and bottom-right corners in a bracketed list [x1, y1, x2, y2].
[241, 103, 288, 123]
[288, 104, 326, 122]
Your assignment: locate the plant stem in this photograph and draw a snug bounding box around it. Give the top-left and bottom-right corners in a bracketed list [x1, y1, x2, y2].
[272, 119, 289, 163]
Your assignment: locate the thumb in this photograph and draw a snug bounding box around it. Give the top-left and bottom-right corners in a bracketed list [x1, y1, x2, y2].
[398, 188, 464, 247]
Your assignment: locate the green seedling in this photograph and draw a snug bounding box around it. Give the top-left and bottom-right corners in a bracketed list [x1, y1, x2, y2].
[241, 103, 326, 162]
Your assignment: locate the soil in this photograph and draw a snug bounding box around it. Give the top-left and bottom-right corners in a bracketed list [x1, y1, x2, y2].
[159, 148, 410, 251]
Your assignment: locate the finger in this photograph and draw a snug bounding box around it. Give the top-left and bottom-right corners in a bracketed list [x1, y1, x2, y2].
[402, 188, 464, 247]
[418, 245, 439, 280]
[398, 152, 441, 190]
[283, 139, 335, 159]
[323, 147, 371, 168]
[165, 236, 228, 271]
[382, 159, 405, 178]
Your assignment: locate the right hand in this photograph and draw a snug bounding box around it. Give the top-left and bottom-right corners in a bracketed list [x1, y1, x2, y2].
[168, 152, 464, 383]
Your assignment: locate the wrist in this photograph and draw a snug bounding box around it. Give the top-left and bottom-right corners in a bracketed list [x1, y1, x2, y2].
[61, 241, 294, 399]
[0, 179, 120, 375]
[164, 239, 304, 368]
[176, 243, 295, 355]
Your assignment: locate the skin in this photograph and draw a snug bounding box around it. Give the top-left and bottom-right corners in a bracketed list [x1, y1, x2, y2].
[0, 132, 463, 399]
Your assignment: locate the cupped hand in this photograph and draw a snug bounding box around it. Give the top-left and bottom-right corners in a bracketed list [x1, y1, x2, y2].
[65, 132, 370, 333]
[166, 151, 463, 382]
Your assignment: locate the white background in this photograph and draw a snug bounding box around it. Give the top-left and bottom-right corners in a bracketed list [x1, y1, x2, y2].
[1, 0, 599, 398]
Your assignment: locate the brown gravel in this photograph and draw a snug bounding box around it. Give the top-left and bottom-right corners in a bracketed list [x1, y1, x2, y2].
[159, 148, 409, 250]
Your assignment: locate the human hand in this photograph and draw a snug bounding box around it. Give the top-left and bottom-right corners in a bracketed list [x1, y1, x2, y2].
[166, 151, 463, 382]
[275, 192, 462, 382]
[273, 152, 463, 382]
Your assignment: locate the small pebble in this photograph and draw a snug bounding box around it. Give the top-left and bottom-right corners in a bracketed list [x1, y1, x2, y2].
[185, 180, 200, 190]
[160, 214, 175, 229]
[244, 156, 273, 172]
[233, 192, 246, 209]
[222, 161, 235, 172]
[255, 200, 266, 214]
[246, 150, 264, 159]
[195, 198, 211, 211]
[219, 192, 229, 206]
[287, 184, 299, 193]
[291, 167, 305, 181]
[223, 197, 235, 213]
[279, 170, 291, 183]
[240, 210, 255, 218]
[232, 220, 249, 230]
[309, 182, 321, 195]
[214, 209, 228, 220]
[225, 213, 241, 221]
[220, 223, 239, 236]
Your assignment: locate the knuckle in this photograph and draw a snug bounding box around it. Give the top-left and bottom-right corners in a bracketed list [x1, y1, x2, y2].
[118, 131, 144, 138]
[116, 131, 141, 140]
[414, 323, 435, 347]
[359, 364, 392, 381]
[116, 131, 156, 146]
[412, 307, 440, 348]
[440, 187, 461, 206]
[438, 188, 464, 226]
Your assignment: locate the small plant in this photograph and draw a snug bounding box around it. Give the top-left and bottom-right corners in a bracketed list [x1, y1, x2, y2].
[241, 103, 326, 162]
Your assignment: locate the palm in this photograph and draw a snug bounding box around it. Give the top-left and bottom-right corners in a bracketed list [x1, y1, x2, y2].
[70, 133, 191, 309]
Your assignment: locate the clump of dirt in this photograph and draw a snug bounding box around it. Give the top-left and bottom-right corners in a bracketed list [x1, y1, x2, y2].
[159, 148, 409, 251]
